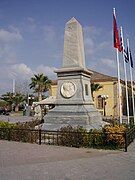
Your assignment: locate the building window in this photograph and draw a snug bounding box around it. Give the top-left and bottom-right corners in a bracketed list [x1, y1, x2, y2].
[85, 84, 89, 95]
[97, 95, 103, 109]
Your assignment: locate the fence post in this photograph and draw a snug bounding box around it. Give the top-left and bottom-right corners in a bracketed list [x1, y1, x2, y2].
[57, 130, 59, 145]
[124, 132, 127, 152]
[39, 129, 41, 145]
[8, 128, 11, 141]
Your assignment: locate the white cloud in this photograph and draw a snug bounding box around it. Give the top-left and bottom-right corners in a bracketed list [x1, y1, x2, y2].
[0, 29, 22, 43]
[0, 45, 17, 64]
[83, 26, 111, 57]
[84, 37, 94, 56]
[9, 63, 33, 80]
[90, 57, 117, 78]
[83, 26, 95, 56]
[96, 41, 110, 51]
[83, 26, 101, 36]
[0, 28, 23, 65]
[101, 58, 116, 70]
[0, 63, 58, 94]
[27, 17, 35, 23]
[19, 16, 37, 33]
[8, 64, 57, 81]
[35, 65, 57, 79]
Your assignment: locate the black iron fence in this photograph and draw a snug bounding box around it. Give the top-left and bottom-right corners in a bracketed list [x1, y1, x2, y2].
[124, 126, 135, 152]
[1, 127, 134, 151]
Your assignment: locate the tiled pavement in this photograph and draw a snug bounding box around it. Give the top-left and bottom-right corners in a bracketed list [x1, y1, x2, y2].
[0, 114, 34, 124]
[0, 140, 135, 180]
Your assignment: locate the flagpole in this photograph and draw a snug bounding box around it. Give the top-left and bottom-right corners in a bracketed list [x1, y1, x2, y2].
[120, 27, 130, 124]
[13, 79, 15, 94]
[116, 48, 122, 124]
[127, 39, 135, 124]
[113, 8, 122, 124]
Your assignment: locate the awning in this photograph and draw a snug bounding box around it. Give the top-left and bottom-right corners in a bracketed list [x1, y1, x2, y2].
[37, 96, 56, 105]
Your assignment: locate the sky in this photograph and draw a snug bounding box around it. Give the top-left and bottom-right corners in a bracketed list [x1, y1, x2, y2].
[0, 0, 135, 95]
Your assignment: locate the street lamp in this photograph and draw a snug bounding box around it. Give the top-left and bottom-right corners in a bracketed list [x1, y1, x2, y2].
[101, 95, 109, 116]
[28, 94, 35, 106]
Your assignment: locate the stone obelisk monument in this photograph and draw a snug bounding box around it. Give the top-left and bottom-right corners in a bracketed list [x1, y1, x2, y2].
[42, 17, 106, 130]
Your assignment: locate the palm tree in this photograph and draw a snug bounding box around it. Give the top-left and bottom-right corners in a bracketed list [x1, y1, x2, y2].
[29, 73, 51, 101]
[12, 93, 26, 111]
[91, 83, 103, 99]
[0, 92, 26, 111]
[0, 92, 14, 107]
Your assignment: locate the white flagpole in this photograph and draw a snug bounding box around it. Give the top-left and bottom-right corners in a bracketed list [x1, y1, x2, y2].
[13, 79, 15, 94]
[113, 8, 122, 124]
[116, 48, 122, 124]
[120, 27, 130, 124]
[127, 39, 135, 124]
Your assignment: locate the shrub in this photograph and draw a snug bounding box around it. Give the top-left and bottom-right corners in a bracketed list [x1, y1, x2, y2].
[59, 126, 105, 148]
[59, 125, 127, 149]
[89, 129, 106, 147]
[0, 121, 128, 149]
[104, 125, 127, 146]
[0, 121, 17, 128]
[0, 120, 41, 143]
[59, 126, 81, 147]
[15, 119, 42, 129]
[13, 120, 41, 143]
[0, 122, 17, 140]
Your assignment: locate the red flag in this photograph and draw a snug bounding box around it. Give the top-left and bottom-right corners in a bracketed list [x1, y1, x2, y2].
[113, 12, 122, 52]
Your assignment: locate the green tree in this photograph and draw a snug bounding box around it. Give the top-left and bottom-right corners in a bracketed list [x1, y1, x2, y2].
[12, 93, 26, 111]
[29, 73, 51, 101]
[91, 83, 103, 99]
[0, 92, 26, 111]
[0, 92, 13, 107]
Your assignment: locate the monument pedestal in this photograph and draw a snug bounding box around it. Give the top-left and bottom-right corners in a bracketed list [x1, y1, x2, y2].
[42, 105, 105, 130]
[42, 68, 106, 130]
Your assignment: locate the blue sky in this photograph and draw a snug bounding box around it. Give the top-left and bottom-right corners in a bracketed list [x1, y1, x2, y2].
[0, 0, 135, 94]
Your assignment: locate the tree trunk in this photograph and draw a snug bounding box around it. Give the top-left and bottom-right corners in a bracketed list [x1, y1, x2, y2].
[38, 91, 42, 102]
[15, 105, 19, 112]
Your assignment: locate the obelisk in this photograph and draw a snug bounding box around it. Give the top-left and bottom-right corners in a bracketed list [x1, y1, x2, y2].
[42, 17, 106, 130]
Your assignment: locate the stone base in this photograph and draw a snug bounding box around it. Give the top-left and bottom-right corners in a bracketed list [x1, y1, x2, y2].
[42, 104, 108, 131]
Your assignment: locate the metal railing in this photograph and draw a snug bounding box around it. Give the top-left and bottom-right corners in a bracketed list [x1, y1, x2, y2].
[125, 126, 135, 152]
[0, 128, 128, 151]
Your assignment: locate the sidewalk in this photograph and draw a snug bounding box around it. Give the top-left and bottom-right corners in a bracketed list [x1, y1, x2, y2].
[0, 114, 34, 124]
[0, 140, 135, 180]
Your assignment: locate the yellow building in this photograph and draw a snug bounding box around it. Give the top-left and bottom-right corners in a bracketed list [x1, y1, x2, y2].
[49, 70, 135, 118]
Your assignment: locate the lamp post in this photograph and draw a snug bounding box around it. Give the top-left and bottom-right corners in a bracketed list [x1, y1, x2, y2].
[101, 95, 109, 116]
[27, 94, 35, 106]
